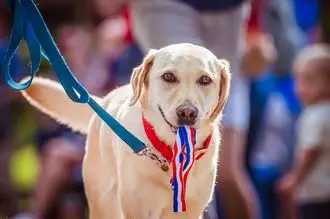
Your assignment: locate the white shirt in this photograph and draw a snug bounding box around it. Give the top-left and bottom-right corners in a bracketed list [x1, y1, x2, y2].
[297, 101, 330, 204]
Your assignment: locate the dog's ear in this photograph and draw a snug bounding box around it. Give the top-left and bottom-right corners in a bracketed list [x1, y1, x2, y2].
[129, 49, 158, 106]
[209, 59, 231, 121]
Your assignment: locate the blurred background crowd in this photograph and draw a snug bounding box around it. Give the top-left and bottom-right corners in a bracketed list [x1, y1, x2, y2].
[0, 0, 328, 219]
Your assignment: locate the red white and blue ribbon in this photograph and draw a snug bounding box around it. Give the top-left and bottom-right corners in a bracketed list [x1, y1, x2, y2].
[142, 115, 212, 213]
[171, 126, 196, 212]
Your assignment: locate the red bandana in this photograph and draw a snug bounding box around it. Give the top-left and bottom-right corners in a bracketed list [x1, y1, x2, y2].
[142, 115, 212, 162]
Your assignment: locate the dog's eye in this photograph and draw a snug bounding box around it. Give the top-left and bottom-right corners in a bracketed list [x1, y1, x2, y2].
[197, 75, 212, 86]
[161, 72, 177, 83]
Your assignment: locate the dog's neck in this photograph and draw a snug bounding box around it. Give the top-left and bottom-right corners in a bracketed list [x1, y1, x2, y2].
[142, 109, 214, 150]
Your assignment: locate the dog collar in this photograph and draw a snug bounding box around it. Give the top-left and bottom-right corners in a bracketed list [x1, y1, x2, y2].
[142, 115, 212, 162]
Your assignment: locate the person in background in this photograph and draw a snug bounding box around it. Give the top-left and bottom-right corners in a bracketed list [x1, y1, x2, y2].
[247, 69, 301, 219]
[277, 44, 330, 219]
[245, 0, 304, 219]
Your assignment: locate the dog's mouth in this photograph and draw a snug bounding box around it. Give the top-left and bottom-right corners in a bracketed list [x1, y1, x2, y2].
[158, 106, 178, 133]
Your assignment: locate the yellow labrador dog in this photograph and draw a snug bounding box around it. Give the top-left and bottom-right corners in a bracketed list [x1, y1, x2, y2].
[22, 43, 231, 219]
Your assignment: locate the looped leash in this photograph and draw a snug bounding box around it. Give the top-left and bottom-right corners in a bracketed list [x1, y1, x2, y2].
[2, 0, 146, 153]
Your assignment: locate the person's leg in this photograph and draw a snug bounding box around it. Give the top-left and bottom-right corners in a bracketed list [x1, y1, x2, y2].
[250, 165, 267, 219]
[250, 164, 282, 219]
[31, 137, 83, 219]
[130, 0, 204, 53]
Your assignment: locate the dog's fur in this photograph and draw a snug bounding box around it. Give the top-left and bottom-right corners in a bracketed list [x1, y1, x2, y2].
[22, 43, 231, 219]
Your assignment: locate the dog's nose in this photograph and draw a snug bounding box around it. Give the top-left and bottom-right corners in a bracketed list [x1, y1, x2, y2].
[176, 104, 198, 125]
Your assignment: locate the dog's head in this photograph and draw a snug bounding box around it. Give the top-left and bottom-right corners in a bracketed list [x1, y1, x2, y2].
[130, 43, 231, 134]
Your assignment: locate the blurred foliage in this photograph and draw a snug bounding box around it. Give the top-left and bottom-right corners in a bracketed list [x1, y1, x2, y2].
[10, 143, 40, 193]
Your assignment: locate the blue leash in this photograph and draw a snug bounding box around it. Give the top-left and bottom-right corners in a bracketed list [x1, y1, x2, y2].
[2, 0, 146, 153]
